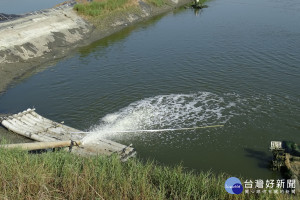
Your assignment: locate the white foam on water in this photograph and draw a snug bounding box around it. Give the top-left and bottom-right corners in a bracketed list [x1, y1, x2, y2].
[82, 92, 239, 144]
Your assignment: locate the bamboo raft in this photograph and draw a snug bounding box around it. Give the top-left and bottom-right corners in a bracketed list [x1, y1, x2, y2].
[0, 109, 136, 161]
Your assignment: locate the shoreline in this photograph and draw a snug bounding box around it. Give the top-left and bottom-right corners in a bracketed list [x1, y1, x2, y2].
[0, 0, 192, 143]
[2, 148, 296, 199]
[0, 0, 191, 95]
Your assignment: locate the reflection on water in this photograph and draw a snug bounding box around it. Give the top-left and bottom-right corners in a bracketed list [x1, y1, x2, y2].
[78, 14, 165, 57]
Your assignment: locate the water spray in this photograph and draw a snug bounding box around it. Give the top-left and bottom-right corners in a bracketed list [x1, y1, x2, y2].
[71, 124, 224, 134]
[80, 92, 235, 144]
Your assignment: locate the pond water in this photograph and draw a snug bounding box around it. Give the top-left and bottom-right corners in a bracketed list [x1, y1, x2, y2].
[0, 0, 67, 14]
[0, 0, 300, 179]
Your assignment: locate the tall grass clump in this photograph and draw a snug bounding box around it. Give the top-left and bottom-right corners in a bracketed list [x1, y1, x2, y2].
[0, 148, 298, 199]
[74, 0, 129, 16]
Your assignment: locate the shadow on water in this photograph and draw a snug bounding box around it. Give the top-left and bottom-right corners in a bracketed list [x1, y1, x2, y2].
[244, 148, 272, 169]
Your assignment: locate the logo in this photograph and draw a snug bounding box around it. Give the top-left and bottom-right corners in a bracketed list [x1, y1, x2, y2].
[225, 177, 243, 194]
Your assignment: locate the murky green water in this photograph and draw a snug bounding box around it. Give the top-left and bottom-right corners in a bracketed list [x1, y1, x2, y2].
[1, 0, 299, 179]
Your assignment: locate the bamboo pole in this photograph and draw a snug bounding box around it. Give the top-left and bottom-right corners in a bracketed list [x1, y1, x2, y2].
[0, 140, 81, 151]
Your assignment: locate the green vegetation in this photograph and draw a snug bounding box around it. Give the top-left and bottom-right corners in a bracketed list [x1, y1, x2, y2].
[191, 0, 209, 8]
[74, 0, 168, 17]
[146, 0, 165, 7]
[0, 148, 297, 199]
[285, 141, 300, 156]
[197, 0, 208, 4]
[74, 0, 130, 16]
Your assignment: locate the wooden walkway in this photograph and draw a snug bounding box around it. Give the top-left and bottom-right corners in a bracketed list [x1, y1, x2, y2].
[0, 109, 136, 161]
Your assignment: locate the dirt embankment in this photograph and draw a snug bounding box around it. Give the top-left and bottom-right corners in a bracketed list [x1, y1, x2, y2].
[0, 3, 93, 94]
[0, 0, 191, 94]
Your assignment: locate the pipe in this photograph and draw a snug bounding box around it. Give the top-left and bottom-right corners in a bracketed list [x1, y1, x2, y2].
[0, 140, 81, 151]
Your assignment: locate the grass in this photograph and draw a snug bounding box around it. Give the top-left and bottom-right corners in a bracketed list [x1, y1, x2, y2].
[74, 0, 167, 17]
[146, 0, 166, 7]
[74, 0, 130, 16]
[196, 0, 208, 4]
[0, 148, 298, 199]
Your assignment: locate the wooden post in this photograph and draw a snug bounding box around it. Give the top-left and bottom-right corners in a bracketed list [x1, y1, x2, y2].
[0, 140, 81, 151]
